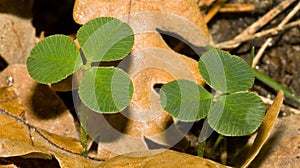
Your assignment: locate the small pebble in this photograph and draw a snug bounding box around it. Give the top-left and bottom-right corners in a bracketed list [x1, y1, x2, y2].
[6, 76, 13, 87]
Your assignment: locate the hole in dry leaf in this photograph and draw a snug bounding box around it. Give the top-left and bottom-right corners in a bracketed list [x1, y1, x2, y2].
[0, 55, 8, 71]
[157, 29, 206, 61]
[89, 141, 99, 153]
[153, 83, 163, 94]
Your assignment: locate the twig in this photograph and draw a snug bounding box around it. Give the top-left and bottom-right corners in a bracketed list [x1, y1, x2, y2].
[259, 95, 300, 115]
[216, 0, 297, 49]
[252, 38, 272, 68]
[198, 0, 217, 8]
[219, 4, 255, 13]
[215, 20, 300, 49]
[279, 0, 300, 26]
[252, 0, 300, 67]
[234, 0, 296, 41]
[205, 0, 228, 23]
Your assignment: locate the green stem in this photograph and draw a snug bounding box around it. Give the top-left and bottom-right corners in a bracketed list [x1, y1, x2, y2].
[197, 119, 212, 157]
[252, 68, 300, 105]
[80, 124, 88, 156]
[249, 46, 300, 105]
[78, 101, 89, 156]
[198, 140, 206, 157]
[212, 134, 224, 152]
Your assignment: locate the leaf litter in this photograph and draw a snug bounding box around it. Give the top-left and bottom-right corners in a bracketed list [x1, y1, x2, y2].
[0, 0, 298, 167]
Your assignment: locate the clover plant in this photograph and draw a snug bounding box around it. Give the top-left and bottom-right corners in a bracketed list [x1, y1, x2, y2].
[26, 16, 267, 158]
[160, 48, 266, 156]
[27, 17, 134, 113]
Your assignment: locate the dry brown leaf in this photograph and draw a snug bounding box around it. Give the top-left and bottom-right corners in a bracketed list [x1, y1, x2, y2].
[100, 149, 230, 168]
[37, 129, 83, 154]
[0, 87, 31, 145]
[0, 64, 78, 139]
[0, 87, 103, 167]
[73, 0, 212, 159]
[0, 136, 102, 168]
[0, 139, 52, 159]
[29, 130, 102, 168]
[0, 0, 37, 64]
[73, 0, 210, 37]
[0, 87, 24, 117]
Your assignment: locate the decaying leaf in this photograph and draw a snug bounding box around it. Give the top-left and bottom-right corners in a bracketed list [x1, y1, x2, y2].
[73, 0, 212, 158]
[0, 87, 24, 116]
[0, 0, 37, 64]
[100, 149, 230, 168]
[0, 87, 31, 145]
[0, 132, 102, 168]
[0, 65, 78, 139]
[0, 139, 52, 159]
[73, 0, 210, 38]
[0, 86, 103, 167]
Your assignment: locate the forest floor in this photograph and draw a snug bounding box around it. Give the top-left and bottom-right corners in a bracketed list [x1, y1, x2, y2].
[0, 0, 299, 167]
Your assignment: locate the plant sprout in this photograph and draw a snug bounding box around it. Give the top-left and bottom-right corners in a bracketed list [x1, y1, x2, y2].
[26, 17, 134, 155]
[27, 17, 134, 113]
[160, 48, 266, 156]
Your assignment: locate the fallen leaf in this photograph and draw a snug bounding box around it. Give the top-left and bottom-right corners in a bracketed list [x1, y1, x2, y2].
[0, 87, 31, 145]
[0, 65, 78, 139]
[73, 0, 212, 159]
[0, 136, 102, 168]
[0, 87, 24, 116]
[73, 0, 210, 38]
[100, 149, 230, 168]
[0, 139, 52, 159]
[37, 129, 83, 154]
[0, 86, 103, 167]
[0, 0, 37, 64]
